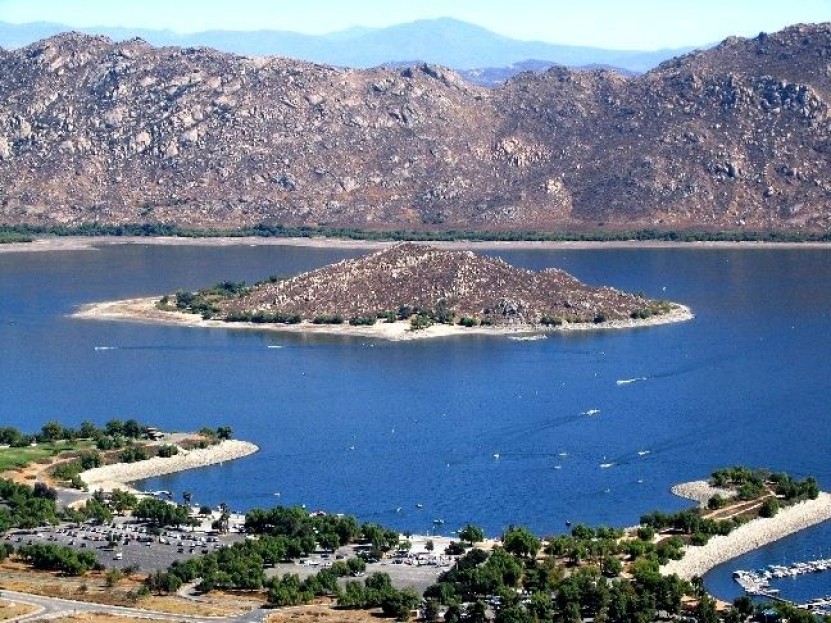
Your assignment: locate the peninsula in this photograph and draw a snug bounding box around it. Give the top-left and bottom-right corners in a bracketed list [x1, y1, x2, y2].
[75, 243, 692, 339]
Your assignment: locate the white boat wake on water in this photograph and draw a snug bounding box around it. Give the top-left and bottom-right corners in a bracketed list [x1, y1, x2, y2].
[582, 409, 601, 416]
[93, 346, 116, 351]
[616, 377, 648, 386]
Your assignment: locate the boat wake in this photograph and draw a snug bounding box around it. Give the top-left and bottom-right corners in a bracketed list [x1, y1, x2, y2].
[94, 346, 117, 351]
[616, 377, 648, 386]
[581, 409, 601, 416]
[508, 334, 547, 342]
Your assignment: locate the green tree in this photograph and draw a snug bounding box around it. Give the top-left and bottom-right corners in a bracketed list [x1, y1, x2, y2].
[695, 594, 719, 623]
[503, 526, 540, 559]
[40, 420, 64, 442]
[79, 421, 98, 438]
[459, 524, 485, 545]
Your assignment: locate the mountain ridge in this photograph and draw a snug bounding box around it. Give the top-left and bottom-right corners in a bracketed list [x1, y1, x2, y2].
[0, 23, 828, 234]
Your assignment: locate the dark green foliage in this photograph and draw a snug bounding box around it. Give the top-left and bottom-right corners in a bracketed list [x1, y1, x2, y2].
[759, 497, 780, 518]
[706, 494, 727, 510]
[502, 526, 540, 559]
[134, 498, 191, 527]
[539, 314, 563, 326]
[18, 542, 97, 575]
[224, 310, 302, 324]
[459, 524, 485, 544]
[155, 444, 179, 458]
[0, 426, 30, 447]
[119, 445, 149, 463]
[145, 571, 184, 595]
[349, 315, 377, 326]
[434, 299, 455, 324]
[9, 222, 831, 244]
[0, 478, 60, 528]
[458, 316, 479, 327]
[312, 313, 345, 325]
[376, 310, 397, 323]
[410, 312, 434, 330]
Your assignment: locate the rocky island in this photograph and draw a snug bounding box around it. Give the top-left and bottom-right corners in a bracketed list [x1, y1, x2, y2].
[76, 243, 692, 339]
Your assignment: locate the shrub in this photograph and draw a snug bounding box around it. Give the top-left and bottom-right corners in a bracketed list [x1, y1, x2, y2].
[156, 444, 179, 458]
[707, 494, 727, 510]
[348, 316, 377, 326]
[759, 497, 779, 518]
[312, 314, 344, 325]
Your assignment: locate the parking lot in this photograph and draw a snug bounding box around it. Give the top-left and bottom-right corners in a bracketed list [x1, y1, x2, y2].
[5, 520, 243, 573]
[5, 522, 456, 593]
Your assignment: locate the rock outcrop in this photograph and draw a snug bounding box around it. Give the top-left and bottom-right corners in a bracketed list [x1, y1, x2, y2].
[0, 23, 828, 232]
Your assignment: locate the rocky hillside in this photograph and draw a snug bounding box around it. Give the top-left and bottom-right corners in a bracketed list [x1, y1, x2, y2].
[0, 23, 828, 233]
[203, 243, 673, 326]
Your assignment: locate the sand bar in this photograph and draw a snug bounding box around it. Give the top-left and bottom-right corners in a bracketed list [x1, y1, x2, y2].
[79, 439, 259, 493]
[3, 235, 831, 254]
[72, 297, 694, 341]
[660, 488, 831, 580]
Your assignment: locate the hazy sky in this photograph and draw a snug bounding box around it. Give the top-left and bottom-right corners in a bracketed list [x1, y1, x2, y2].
[0, 0, 828, 50]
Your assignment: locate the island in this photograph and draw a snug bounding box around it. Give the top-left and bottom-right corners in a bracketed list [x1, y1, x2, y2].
[75, 243, 692, 339]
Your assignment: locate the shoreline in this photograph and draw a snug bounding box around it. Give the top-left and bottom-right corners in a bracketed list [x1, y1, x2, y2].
[3, 235, 831, 254]
[660, 482, 831, 580]
[79, 439, 259, 494]
[72, 297, 694, 341]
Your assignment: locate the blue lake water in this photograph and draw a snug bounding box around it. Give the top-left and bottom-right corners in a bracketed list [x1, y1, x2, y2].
[1, 241, 830, 601]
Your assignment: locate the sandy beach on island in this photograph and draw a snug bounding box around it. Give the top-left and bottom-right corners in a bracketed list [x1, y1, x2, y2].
[72, 296, 694, 341]
[660, 484, 831, 580]
[79, 439, 259, 494]
[3, 235, 831, 254]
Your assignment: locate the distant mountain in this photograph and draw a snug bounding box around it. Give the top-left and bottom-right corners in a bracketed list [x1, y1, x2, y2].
[0, 17, 696, 74]
[458, 59, 639, 88]
[0, 24, 828, 233]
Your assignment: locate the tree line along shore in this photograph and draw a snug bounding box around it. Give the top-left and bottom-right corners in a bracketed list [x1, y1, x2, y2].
[2, 424, 830, 623]
[3, 222, 831, 246]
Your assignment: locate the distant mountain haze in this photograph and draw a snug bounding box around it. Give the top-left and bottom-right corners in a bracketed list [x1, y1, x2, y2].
[0, 22, 828, 233]
[0, 17, 697, 75]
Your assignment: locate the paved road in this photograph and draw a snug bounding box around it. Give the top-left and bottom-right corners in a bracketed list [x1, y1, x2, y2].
[2, 589, 268, 623]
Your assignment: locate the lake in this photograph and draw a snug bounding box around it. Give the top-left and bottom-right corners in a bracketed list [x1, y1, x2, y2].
[1, 240, 830, 600]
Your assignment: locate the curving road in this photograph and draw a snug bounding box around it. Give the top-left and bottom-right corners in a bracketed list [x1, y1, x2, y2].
[1, 589, 268, 623]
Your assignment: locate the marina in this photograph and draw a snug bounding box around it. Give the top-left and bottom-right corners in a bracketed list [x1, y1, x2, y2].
[733, 558, 831, 613]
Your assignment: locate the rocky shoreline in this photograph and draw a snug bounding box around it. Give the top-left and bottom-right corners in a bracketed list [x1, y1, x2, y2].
[79, 439, 259, 493]
[670, 480, 737, 508]
[661, 488, 831, 580]
[73, 297, 693, 342]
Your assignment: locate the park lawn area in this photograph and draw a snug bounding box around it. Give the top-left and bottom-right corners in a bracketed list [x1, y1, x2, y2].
[0, 440, 95, 473]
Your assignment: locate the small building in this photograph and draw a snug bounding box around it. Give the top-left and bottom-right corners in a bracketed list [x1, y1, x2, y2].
[144, 427, 164, 440]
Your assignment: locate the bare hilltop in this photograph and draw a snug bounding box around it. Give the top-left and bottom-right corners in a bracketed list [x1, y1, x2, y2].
[160, 243, 688, 331]
[0, 23, 828, 233]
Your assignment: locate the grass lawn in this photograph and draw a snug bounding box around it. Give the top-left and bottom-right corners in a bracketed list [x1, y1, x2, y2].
[0, 440, 94, 473]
